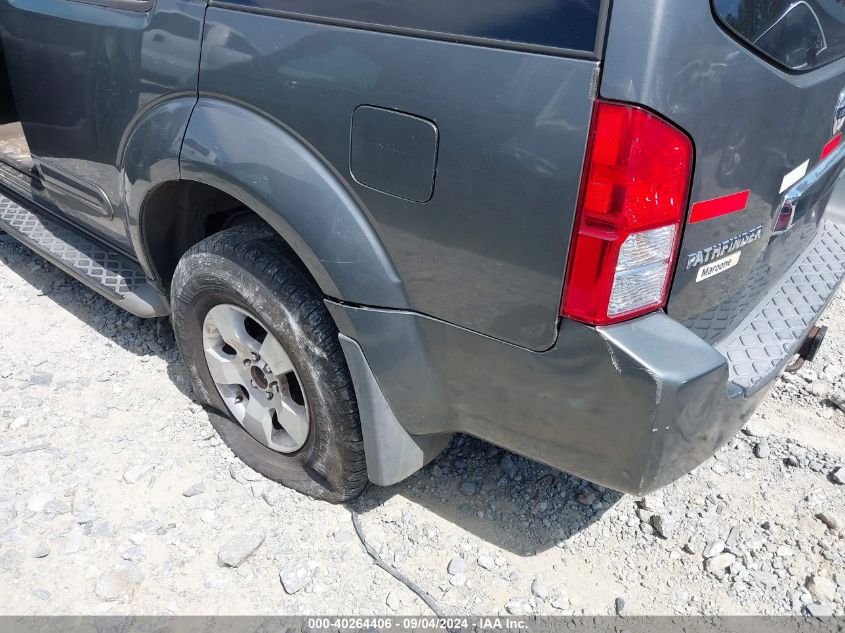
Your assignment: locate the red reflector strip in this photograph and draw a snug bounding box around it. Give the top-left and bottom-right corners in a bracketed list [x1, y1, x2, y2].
[821, 133, 842, 160]
[689, 190, 750, 224]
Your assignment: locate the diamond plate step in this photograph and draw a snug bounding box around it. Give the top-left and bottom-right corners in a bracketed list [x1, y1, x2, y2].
[715, 220, 845, 394]
[0, 189, 168, 317]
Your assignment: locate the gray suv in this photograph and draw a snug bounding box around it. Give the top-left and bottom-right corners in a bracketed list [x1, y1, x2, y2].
[1, 0, 844, 501]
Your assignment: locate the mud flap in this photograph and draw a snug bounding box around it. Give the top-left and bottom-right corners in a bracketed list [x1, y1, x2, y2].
[338, 333, 452, 486]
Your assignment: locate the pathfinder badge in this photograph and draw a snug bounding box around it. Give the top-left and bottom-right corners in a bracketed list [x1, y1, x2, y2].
[685, 225, 763, 273]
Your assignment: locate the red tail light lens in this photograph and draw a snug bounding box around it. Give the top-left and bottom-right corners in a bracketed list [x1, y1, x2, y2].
[773, 200, 795, 234]
[561, 101, 693, 325]
[821, 133, 842, 160]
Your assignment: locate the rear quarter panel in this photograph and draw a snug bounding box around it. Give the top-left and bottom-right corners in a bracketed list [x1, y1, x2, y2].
[195, 7, 599, 350]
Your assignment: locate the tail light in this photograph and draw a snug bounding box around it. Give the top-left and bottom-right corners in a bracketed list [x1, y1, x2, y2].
[561, 101, 693, 325]
[773, 199, 795, 234]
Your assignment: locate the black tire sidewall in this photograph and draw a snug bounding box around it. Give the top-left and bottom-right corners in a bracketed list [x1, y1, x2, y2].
[172, 246, 356, 501]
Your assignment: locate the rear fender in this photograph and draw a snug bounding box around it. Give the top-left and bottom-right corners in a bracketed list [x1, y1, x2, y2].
[179, 97, 407, 306]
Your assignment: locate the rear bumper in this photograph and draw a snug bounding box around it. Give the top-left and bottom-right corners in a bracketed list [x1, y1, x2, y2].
[328, 221, 845, 494]
[715, 219, 845, 395]
[329, 305, 745, 494]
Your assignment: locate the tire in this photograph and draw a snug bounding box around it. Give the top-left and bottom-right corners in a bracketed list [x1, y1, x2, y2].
[170, 224, 367, 502]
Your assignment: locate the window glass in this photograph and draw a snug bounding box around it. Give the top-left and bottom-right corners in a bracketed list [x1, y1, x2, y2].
[713, 0, 845, 71]
[223, 0, 603, 52]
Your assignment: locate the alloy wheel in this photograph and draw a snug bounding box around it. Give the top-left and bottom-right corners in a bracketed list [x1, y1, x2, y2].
[201, 304, 310, 453]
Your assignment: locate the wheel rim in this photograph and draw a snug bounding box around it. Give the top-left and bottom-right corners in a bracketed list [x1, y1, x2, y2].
[201, 304, 310, 453]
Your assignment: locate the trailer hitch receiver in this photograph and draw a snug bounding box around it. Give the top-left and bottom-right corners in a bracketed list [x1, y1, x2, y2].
[785, 324, 827, 373]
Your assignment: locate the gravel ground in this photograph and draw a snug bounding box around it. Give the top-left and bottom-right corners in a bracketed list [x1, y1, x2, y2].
[0, 232, 843, 617]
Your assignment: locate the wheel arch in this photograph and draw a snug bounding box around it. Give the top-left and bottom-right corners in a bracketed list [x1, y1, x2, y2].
[119, 94, 197, 283]
[175, 97, 407, 308]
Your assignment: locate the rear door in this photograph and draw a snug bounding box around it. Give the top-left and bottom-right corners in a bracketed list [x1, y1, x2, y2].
[601, 0, 845, 343]
[0, 0, 205, 248]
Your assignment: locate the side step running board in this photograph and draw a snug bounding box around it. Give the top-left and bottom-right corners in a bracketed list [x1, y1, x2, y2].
[0, 189, 169, 318]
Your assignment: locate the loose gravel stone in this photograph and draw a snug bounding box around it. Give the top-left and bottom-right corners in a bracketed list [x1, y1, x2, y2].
[26, 494, 54, 514]
[531, 578, 549, 600]
[724, 526, 740, 551]
[28, 372, 52, 387]
[333, 531, 354, 543]
[217, 530, 265, 568]
[31, 546, 50, 559]
[122, 465, 152, 484]
[577, 491, 596, 505]
[31, 589, 51, 602]
[74, 505, 98, 525]
[120, 545, 145, 563]
[9, 416, 29, 431]
[260, 486, 282, 506]
[95, 563, 143, 602]
[703, 541, 725, 559]
[828, 393, 845, 413]
[505, 597, 532, 616]
[449, 573, 467, 588]
[280, 558, 318, 595]
[182, 483, 206, 497]
[831, 467, 845, 485]
[499, 455, 516, 479]
[807, 381, 831, 398]
[651, 514, 674, 538]
[639, 495, 665, 512]
[704, 553, 736, 577]
[823, 363, 843, 382]
[806, 575, 837, 603]
[477, 555, 496, 571]
[754, 442, 770, 458]
[751, 572, 778, 588]
[447, 557, 466, 575]
[204, 573, 227, 590]
[816, 511, 841, 531]
[742, 420, 770, 438]
[551, 597, 570, 611]
[806, 603, 835, 617]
